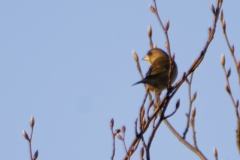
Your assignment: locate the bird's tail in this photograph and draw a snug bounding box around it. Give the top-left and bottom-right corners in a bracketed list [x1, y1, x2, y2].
[132, 80, 143, 86]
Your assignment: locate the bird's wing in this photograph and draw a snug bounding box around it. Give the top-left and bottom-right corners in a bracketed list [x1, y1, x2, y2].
[146, 57, 169, 76]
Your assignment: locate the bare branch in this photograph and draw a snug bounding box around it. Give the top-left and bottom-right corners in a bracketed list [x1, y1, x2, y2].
[124, 0, 222, 159]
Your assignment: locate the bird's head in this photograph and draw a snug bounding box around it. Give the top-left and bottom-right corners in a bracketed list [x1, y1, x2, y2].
[142, 48, 168, 65]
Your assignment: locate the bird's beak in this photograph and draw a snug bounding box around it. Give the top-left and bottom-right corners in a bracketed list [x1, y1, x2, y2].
[142, 55, 149, 61]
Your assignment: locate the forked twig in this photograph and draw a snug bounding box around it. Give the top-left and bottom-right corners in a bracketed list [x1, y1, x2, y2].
[22, 116, 38, 160]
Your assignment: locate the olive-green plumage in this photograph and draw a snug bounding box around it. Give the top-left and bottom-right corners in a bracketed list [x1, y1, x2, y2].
[133, 48, 178, 94]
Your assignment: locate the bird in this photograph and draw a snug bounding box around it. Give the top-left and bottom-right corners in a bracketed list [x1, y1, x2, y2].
[133, 48, 178, 94]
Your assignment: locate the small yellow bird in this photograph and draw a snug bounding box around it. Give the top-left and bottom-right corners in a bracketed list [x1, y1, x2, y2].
[133, 48, 178, 94]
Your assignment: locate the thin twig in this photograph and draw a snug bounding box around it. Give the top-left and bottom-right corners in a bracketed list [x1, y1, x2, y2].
[220, 9, 240, 84]
[29, 127, 33, 160]
[135, 118, 138, 136]
[191, 119, 198, 149]
[132, 51, 153, 101]
[152, 0, 173, 89]
[22, 116, 38, 160]
[183, 73, 194, 139]
[163, 105, 179, 120]
[141, 136, 149, 160]
[110, 132, 115, 160]
[221, 60, 239, 118]
[152, 0, 171, 56]
[122, 130, 128, 154]
[110, 119, 115, 160]
[145, 99, 179, 160]
[164, 120, 207, 159]
[219, 8, 240, 153]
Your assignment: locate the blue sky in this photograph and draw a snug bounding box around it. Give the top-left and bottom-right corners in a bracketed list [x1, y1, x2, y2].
[0, 0, 240, 159]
